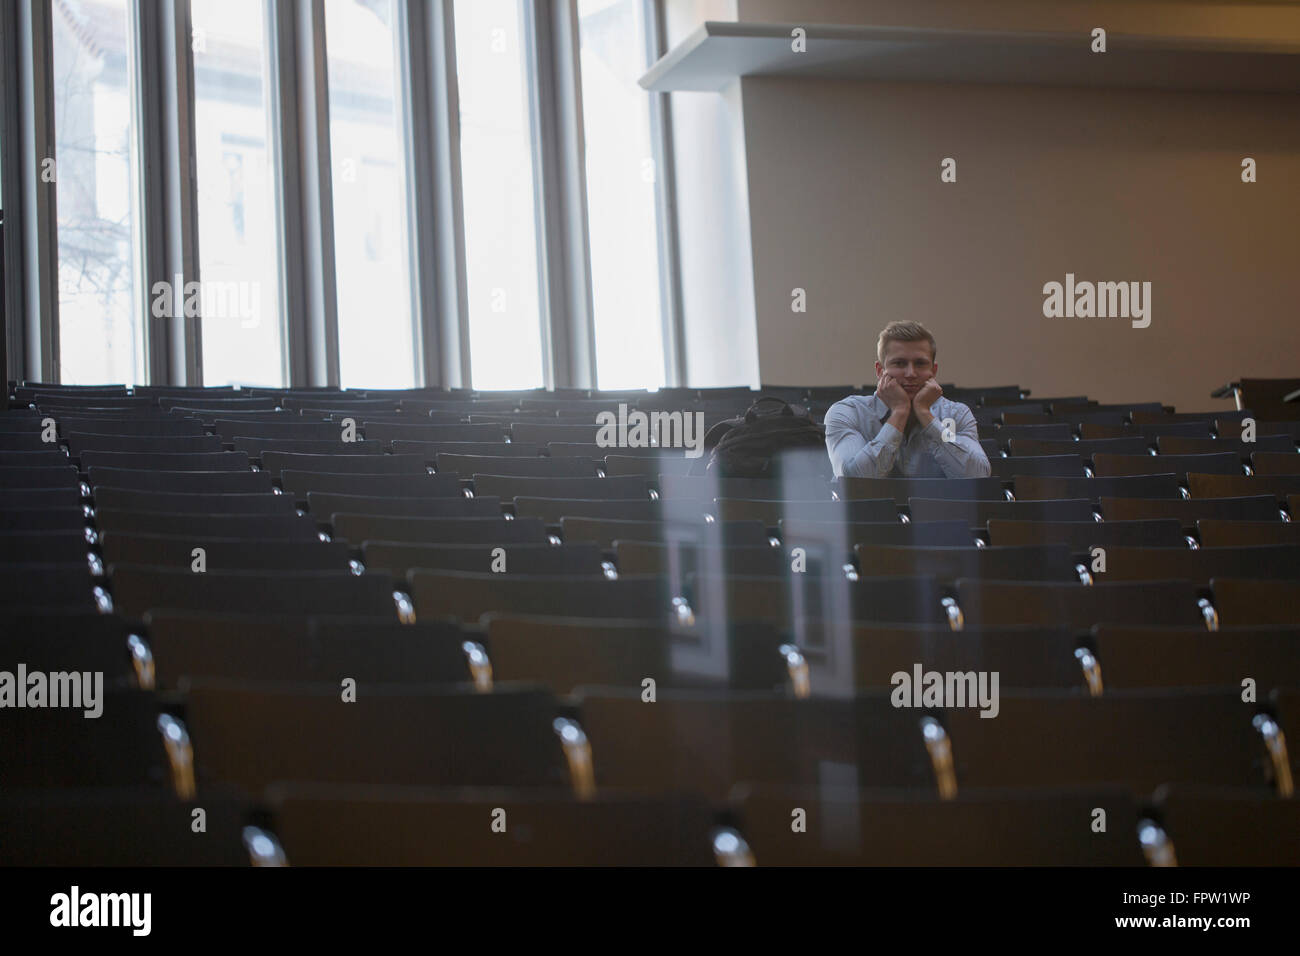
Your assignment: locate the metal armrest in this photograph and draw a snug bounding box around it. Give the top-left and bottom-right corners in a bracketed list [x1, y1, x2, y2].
[157, 713, 196, 800]
[712, 828, 755, 867]
[1252, 714, 1294, 797]
[553, 717, 595, 799]
[242, 826, 287, 867]
[1198, 598, 1219, 632]
[1138, 819, 1177, 866]
[127, 634, 155, 690]
[461, 640, 493, 692]
[671, 595, 695, 628]
[921, 716, 958, 799]
[1074, 647, 1103, 696]
[778, 643, 811, 699]
[392, 590, 416, 624]
[941, 596, 964, 631]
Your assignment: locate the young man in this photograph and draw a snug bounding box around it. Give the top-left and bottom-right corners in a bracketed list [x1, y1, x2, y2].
[824, 321, 991, 479]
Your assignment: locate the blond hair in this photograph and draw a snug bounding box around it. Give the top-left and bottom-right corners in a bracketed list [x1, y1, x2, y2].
[877, 321, 937, 364]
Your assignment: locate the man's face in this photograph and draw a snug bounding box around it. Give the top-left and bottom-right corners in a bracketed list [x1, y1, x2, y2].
[875, 340, 938, 399]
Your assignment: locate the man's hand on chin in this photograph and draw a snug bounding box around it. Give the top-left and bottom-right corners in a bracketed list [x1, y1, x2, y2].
[912, 379, 943, 430]
[877, 372, 912, 434]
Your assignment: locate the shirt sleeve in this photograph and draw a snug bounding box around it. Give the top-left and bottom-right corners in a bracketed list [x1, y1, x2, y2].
[825, 404, 905, 478]
[918, 402, 991, 478]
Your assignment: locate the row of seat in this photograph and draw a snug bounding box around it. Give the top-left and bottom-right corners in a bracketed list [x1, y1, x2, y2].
[1212, 377, 1300, 423]
[10, 443, 1300, 479]
[13, 485, 1287, 530]
[14, 507, 1300, 562]
[7, 459, 1300, 508]
[10, 605, 1300, 696]
[8, 407, 1296, 454]
[4, 677, 1295, 810]
[4, 560, 1297, 644]
[7, 781, 1290, 866]
[4, 380, 1297, 866]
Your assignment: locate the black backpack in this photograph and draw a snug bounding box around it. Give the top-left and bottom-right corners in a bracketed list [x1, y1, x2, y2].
[702, 396, 828, 479]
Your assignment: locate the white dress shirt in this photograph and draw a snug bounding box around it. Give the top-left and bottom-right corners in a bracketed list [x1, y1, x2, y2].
[824, 392, 992, 479]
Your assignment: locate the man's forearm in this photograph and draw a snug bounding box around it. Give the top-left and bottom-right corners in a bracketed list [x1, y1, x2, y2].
[933, 433, 991, 478]
[940, 443, 991, 478]
[827, 415, 906, 478]
[838, 435, 896, 477]
[914, 417, 991, 478]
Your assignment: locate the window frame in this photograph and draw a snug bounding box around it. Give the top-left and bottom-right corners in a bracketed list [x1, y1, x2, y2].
[1, 0, 681, 390]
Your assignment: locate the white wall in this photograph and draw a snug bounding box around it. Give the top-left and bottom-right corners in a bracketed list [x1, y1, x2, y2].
[735, 0, 1300, 43]
[740, 77, 1300, 410]
[670, 80, 761, 387]
[666, 0, 737, 45]
[664, 0, 761, 386]
[653, 0, 1300, 407]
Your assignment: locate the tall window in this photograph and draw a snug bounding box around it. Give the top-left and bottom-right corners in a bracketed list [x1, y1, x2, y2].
[578, 0, 665, 389]
[52, 0, 144, 385]
[325, 0, 415, 388]
[192, 0, 283, 386]
[454, 0, 545, 389]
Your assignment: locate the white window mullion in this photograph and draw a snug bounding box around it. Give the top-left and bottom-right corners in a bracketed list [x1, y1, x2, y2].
[524, 0, 595, 391]
[645, 0, 684, 388]
[396, 0, 470, 389]
[6, 0, 61, 383]
[267, 0, 339, 387]
[135, 0, 202, 385]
